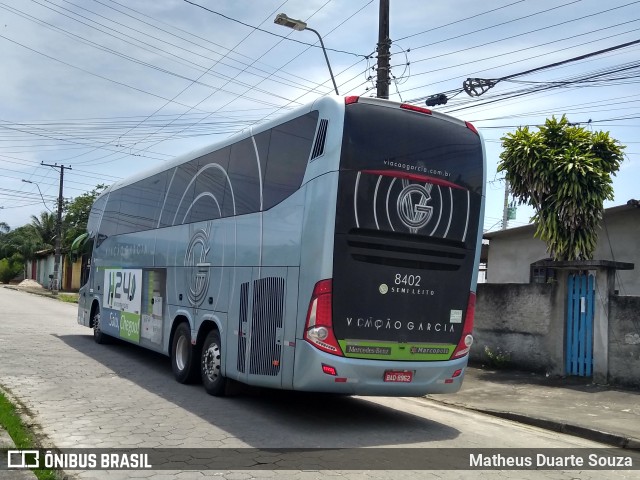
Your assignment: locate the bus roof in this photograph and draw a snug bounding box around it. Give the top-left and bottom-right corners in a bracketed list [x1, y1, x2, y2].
[96, 95, 477, 199]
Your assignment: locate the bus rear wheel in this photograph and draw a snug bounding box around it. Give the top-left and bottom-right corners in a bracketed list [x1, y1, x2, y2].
[171, 322, 199, 383]
[93, 307, 110, 344]
[201, 330, 226, 396]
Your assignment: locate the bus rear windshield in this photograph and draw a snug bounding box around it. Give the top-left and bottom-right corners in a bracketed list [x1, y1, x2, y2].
[340, 102, 483, 194]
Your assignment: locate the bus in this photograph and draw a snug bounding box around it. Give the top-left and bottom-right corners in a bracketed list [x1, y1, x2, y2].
[76, 95, 485, 397]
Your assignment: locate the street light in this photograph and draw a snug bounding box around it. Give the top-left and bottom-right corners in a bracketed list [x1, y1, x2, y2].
[274, 13, 339, 95]
[22, 179, 53, 213]
[23, 178, 60, 293]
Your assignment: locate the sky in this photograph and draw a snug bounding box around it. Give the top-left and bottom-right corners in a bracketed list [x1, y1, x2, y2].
[1, 0, 638, 234]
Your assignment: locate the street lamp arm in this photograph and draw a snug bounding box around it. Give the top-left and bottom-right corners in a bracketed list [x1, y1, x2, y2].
[22, 179, 53, 213]
[304, 27, 339, 96]
[274, 13, 339, 96]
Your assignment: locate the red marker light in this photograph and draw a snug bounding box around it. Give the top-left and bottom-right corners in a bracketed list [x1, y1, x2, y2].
[322, 364, 337, 376]
[400, 103, 432, 115]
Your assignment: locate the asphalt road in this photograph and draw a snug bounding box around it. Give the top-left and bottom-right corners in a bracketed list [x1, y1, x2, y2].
[0, 287, 637, 480]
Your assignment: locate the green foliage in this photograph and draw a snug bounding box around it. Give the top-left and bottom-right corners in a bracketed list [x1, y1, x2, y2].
[0, 184, 106, 277]
[62, 184, 107, 249]
[484, 345, 511, 369]
[0, 254, 23, 283]
[0, 225, 43, 259]
[30, 211, 57, 247]
[498, 116, 625, 261]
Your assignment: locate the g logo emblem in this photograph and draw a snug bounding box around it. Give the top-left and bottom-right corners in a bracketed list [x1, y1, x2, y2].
[184, 229, 210, 307]
[397, 183, 433, 232]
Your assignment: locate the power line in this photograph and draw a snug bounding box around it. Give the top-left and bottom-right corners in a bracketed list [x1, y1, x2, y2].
[2, 2, 302, 111]
[135, 1, 374, 155]
[99, 0, 331, 94]
[407, 1, 639, 60]
[401, 19, 640, 98]
[497, 39, 640, 83]
[182, 0, 367, 57]
[406, 0, 584, 53]
[16, 0, 314, 103]
[395, 0, 527, 42]
[0, 33, 218, 114]
[95, 0, 304, 163]
[59, 0, 330, 95]
[445, 54, 640, 114]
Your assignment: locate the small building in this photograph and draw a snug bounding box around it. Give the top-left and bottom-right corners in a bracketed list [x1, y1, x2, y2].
[25, 235, 90, 291]
[483, 201, 640, 295]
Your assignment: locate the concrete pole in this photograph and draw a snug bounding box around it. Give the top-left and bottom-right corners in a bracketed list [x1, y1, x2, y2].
[42, 162, 72, 294]
[376, 0, 390, 99]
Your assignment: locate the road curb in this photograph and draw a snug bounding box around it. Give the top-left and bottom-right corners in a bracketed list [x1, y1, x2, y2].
[433, 399, 640, 450]
[478, 410, 638, 449]
[2, 285, 55, 298]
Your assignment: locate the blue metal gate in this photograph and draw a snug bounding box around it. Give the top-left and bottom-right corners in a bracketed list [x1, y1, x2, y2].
[566, 273, 595, 376]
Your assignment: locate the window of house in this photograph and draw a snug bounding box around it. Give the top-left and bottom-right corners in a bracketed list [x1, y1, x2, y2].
[530, 263, 556, 284]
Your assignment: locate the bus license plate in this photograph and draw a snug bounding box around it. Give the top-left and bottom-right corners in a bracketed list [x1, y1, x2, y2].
[383, 371, 413, 383]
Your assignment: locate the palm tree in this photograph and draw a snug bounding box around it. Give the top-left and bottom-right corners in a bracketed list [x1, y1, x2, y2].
[30, 212, 57, 247]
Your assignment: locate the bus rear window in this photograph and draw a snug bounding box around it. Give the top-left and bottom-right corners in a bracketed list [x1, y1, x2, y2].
[341, 103, 483, 194]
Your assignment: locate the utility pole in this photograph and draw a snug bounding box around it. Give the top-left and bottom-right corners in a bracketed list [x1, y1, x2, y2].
[501, 179, 509, 230]
[376, 0, 390, 99]
[42, 162, 72, 294]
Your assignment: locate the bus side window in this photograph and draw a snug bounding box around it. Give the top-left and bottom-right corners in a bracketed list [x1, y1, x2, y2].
[100, 190, 121, 238]
[262, 111, 318, 210]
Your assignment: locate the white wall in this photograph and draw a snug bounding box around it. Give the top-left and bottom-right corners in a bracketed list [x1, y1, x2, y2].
[486, 207, 639, 295]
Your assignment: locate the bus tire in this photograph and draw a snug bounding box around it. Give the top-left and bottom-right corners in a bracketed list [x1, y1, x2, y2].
[93, 307, 110, 344]
[201, 330, 227, 396]
[171, 322, 199, 384]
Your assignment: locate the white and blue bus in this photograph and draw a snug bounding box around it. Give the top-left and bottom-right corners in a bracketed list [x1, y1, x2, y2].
[77, 96, 485, 396]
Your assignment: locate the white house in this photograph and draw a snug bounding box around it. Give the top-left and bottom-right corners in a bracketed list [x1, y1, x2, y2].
[483, 200, 639, 295]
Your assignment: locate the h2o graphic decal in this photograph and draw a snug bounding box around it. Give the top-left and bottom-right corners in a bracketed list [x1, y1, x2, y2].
[104, 269, 141, 310]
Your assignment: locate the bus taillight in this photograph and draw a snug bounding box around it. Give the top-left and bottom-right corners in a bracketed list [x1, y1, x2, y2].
[400, 103, 432, 115]
[304, 279, 344, 356]
[452, 292, 475, 358]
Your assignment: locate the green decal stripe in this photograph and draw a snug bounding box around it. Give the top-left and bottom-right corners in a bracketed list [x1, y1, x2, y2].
[338, 340, 455, 361]
[119, 312, 141, 343]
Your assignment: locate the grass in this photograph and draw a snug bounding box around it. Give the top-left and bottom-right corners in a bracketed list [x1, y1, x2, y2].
[0, 390, 59, 480]
[57, 293, 79, 304]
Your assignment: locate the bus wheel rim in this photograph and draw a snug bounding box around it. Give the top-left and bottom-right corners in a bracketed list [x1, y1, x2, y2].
[203, 343, 221, 382]
[176, 335, 188, 371]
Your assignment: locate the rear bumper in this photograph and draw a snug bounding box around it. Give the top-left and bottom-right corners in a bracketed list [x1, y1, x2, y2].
[292, 341, 468, 396]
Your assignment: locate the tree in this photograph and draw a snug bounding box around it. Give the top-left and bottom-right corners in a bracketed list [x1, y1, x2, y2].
[0, 226, 42, 279]
[30, 211, 57, 248]
[498, 115, 625, 261]
[0, 253, 24, 283]
[62, 184, 107, 249]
